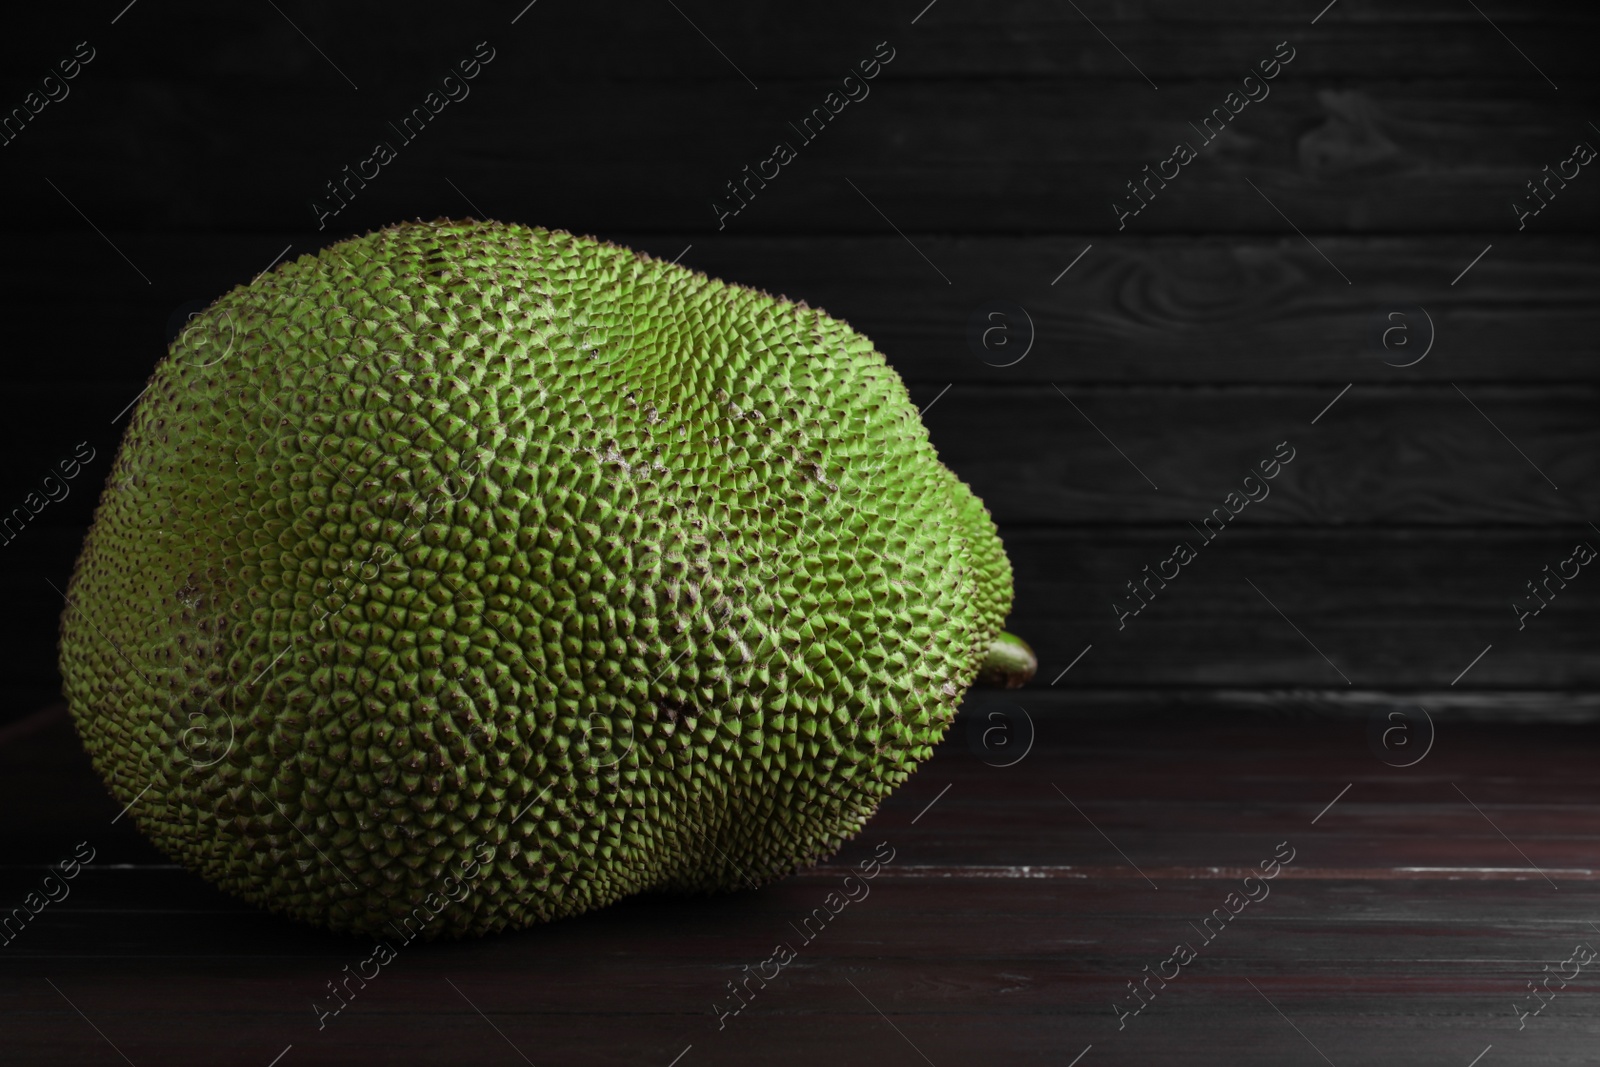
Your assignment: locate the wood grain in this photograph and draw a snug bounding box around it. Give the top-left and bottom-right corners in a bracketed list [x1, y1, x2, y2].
[934, 385, 1592, 525]
[5, 80, 1597, 235]
[0, 235, 1592, 402]
[1004, 527, 1600, 689]
[6, 1, 1595, 82]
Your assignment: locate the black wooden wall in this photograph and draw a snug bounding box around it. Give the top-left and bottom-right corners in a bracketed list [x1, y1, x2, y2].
[0, 1, 1596, 725]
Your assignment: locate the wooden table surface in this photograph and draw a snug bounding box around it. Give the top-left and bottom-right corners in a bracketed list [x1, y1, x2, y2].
[5, 696, 1599, 1066]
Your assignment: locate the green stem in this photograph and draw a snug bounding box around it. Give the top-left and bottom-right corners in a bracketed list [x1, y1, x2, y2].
[974, 631, 1036, 689]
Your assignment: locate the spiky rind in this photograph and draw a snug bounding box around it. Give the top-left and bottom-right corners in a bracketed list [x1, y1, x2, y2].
[58, 218, 1013, 937]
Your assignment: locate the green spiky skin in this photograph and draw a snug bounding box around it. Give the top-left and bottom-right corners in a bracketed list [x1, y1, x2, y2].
[58, 218, 1016, 938]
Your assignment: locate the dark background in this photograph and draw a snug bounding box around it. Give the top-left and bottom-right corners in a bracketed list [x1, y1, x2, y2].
[1, 2, 1598, 1064]
[2, 1, 1597, 719]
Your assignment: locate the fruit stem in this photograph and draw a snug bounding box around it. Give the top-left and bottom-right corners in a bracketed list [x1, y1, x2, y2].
[974, 631, 1036, 689]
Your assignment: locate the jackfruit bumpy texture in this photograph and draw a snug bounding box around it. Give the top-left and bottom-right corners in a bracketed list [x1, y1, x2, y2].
[59, 218, 1014, 938]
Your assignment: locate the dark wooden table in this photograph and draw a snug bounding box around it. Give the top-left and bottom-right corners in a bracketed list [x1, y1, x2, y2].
[6, 696, 1600, 1066]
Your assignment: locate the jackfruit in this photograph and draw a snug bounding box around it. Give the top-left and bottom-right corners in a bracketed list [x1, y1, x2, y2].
[58, 218, 1030, 937]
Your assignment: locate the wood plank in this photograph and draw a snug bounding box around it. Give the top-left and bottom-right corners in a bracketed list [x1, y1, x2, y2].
[1003, 527, 1600, 689]
[931, 384, 1593, 526]
[1007, 686, 1600, 722]
[6, 81, 1597, 234]
[0, 235, 1592, 400]
[11, 0, 1594, 82]
[7, 705, 1600, 1064]
[6, 991, 1592, 1067]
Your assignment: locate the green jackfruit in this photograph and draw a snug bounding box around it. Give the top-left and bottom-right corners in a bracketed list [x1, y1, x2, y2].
[58, 218, 1028, 938]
